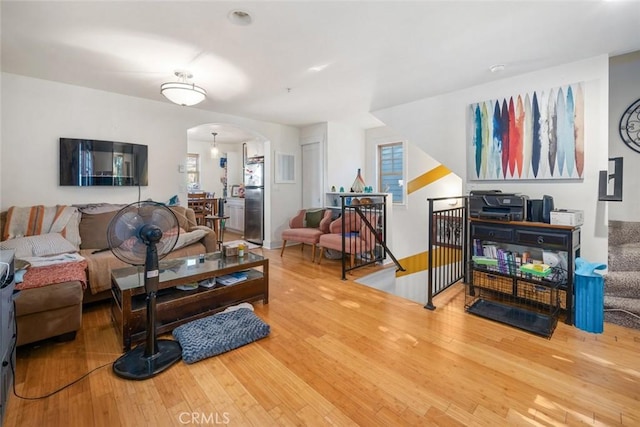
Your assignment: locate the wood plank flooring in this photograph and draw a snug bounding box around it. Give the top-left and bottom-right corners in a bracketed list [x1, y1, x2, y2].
[4, 244, 639, 426]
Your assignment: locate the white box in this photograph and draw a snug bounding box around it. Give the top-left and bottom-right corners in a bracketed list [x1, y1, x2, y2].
[550, 209, 584, 226]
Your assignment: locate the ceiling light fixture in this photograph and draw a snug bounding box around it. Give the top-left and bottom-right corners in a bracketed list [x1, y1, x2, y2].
[210, 132, 219, 159]
[160, 71, 206, 106]
[489, 64, 506, 73]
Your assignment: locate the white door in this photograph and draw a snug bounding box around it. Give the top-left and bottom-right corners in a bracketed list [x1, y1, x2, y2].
[302, 142, 323, 208]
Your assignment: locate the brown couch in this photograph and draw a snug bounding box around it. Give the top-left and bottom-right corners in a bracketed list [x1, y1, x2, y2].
[1, 205, 217, 346]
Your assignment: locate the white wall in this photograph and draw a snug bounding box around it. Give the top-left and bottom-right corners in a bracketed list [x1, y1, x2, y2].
[267, 125, 302, 247]
[373, 56, 610, 263]
[609, 51, 640, 221]
[1, 72, 300, 248]
[327, 122, 366, 192]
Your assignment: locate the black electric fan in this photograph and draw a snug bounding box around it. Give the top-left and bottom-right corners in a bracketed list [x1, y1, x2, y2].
[107, 201, 182, 380]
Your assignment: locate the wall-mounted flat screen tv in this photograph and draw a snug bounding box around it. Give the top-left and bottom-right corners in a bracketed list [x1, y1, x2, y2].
[60, 138, 148, 186]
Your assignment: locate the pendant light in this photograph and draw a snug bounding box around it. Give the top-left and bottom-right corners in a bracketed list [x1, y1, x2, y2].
[210, 132, 219, 159]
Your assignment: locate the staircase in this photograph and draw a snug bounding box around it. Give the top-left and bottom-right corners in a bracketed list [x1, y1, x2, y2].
[604, 220, 640, 329]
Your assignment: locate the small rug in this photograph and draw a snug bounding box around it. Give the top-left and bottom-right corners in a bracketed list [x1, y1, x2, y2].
[172, 307, 270, 364]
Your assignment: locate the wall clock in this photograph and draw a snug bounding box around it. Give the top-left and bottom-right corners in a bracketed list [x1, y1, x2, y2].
[619, 98, 640, 153]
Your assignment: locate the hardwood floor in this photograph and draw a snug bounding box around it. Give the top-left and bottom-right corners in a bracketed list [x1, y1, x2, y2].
[5, 244, 639, 426]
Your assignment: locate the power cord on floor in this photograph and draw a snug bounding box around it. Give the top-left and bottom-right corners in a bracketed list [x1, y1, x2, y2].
[604, 308, 640, 321]
[9, 299, 115, 400]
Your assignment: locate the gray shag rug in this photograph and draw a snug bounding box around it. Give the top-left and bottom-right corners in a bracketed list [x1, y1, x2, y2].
[172, 306, 270, 364]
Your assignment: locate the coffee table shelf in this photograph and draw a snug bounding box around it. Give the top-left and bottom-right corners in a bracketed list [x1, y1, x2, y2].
[111, 252, 268, 351]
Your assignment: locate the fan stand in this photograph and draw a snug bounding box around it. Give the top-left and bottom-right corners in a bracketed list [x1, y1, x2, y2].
[113, 231, 182, 380]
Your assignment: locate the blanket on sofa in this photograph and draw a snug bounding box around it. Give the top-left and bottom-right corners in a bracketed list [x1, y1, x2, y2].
[2, 205, 81, 248]
[16, 260, 88, 291]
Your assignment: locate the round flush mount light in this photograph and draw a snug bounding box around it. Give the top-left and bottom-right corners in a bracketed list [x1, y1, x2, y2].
[160, 71, 206, 106]
[489, 64, 506, 73]
[228, 9, 252, 26]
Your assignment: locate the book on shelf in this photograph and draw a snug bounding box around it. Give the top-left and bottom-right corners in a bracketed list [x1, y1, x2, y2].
[496, 249, 517, 275]
[482, 244, 498, 259]
[520, 263, 552, 277]
[472, 255, 498, 266]
[216, 271, 249, 286]
[473, 239, 484, 256]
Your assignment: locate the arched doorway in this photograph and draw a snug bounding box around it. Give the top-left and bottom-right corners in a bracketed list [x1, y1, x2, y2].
[187, 123, 268, 245]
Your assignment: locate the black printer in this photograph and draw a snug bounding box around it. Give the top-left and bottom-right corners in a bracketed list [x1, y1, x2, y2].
[469, 190, 528, 221]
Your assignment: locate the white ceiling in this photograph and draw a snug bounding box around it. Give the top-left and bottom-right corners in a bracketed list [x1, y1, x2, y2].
[2, 1, 639, 135]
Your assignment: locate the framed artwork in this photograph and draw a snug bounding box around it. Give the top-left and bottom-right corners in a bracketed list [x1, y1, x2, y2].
[231, 185, 240, 197]
[467, 82, 584, 181]
[432, 215, 463, 249]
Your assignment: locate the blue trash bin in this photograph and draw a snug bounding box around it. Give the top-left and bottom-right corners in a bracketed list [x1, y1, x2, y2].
[574, 257, 606, 333]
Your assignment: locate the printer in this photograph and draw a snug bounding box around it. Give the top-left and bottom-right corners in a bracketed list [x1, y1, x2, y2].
[469, 190, 528, 221]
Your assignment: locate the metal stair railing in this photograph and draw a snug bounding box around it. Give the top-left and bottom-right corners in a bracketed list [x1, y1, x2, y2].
[338, 194, 405, 280]
[424, 196, 468, 310]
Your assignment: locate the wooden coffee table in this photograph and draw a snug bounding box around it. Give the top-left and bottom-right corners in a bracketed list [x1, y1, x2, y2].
[110, 251, 268, 351]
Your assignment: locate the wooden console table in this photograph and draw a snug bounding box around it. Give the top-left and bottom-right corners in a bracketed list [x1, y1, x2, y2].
[111, 252, 268, 351]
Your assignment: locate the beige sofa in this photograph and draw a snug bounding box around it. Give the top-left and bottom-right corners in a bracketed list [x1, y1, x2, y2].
[1, 204, 217, 346]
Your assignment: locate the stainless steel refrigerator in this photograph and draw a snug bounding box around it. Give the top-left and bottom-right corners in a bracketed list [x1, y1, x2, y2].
[243, 157, 264, 245]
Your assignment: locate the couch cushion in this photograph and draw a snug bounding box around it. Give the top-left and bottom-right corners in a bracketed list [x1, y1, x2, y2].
[79, 210, 118, 250]
[174, 229, 208, 250]
[2, 205, 81, 249]
[15, 280, 83, 316]
[1, 233, 78, 258]
[79, 205, 199, 250]
[169, 206, 197, 231]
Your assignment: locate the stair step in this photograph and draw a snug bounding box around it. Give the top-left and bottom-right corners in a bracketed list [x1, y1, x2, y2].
[604, 310, 640, 330]
[604, 271, 640, 299]
[608, 244, 640, 272]
[603, 296, 640, 329]
[604, 295, 640, 313]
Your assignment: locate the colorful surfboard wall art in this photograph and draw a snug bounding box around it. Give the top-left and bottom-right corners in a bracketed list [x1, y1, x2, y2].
[467, 82, 584, 181]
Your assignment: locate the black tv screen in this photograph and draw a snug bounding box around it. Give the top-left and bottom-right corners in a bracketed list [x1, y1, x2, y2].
[59, 138, 148, 186]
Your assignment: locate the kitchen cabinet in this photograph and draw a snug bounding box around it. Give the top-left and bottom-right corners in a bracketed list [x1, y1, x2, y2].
[226, 198, 245, 232]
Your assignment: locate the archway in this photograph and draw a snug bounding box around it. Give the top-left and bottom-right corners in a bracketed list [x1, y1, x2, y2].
[187, 122, 269, 245]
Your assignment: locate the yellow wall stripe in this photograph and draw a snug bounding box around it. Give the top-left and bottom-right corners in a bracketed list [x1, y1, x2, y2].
[407, 165, 452, 195]
[395, 248, 463, 277]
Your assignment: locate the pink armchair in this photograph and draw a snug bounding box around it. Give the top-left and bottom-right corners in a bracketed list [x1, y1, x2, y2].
[280, 209, 332, 262]
[317, 211, 378, 267]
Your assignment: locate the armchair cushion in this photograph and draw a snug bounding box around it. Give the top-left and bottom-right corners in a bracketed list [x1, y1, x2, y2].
[281, 228, 324, 245]
[288, 209, 332, 231]
[304, 209, 324, 228]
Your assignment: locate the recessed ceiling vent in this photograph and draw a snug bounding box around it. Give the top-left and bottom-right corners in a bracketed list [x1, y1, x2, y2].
[228, 10, 252, 26]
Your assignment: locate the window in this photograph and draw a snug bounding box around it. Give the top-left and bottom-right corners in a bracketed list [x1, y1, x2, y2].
[186, 153, 200, 189]
[378, 142, 404, 204]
